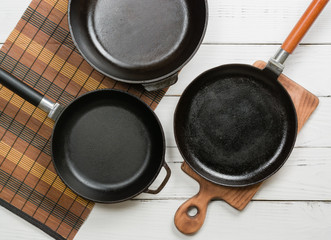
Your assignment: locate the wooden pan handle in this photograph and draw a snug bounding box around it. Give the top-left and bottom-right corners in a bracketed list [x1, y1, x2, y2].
[282, 0, 329, 54]
[174, 190, 212, 235]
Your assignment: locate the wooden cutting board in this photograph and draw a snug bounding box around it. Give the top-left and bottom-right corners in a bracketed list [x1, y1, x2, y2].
[174, 61, 319, 235]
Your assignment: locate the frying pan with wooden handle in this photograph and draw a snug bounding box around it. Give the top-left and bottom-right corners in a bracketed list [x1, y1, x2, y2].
[174, 0, 328, 234]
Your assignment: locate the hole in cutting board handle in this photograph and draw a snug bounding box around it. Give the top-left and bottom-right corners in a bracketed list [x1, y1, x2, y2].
[187, 206, 199, 218]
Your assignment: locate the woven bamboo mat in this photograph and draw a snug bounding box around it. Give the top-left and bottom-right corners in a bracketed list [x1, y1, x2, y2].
[0, 0, 167, 239]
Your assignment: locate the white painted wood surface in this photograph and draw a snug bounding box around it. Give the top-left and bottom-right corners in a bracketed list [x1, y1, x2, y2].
[0, 0, 331, 239]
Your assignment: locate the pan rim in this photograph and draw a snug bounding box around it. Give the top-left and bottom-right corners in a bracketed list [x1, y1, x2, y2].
[174, 64, 298, 187]
[51, 89, 167, 203]
[67, 0, 209, 84]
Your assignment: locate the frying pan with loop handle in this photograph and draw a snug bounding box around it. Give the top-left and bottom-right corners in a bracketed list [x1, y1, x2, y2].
[174, 0, 329, 234]
[68, 0, 208, 91]
[0, 69, 171, 203]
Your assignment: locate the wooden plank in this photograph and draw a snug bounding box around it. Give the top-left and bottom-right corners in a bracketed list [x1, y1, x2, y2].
[204, 0, 331, 44]
[137, 148, 331, 201]
[0, 0, 30, 43]
[1, 200, 330, 240]
[169, 45, 331, 96]
[79, 201, 331, 240]
[0, 206, 49, 240]
[155, 97, 331, 148]
[1, 0, 331, 44]
[1, 44, 330, 97]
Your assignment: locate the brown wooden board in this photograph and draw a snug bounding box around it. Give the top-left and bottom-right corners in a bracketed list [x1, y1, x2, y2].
[174, 60, 319, 235]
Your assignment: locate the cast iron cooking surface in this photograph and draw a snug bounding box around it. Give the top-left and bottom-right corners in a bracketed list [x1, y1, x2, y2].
[52, 90, 164, 202]
[91, 0, 188, 68]
[174, 65, 297, 187]
[69, 0, 207, 82]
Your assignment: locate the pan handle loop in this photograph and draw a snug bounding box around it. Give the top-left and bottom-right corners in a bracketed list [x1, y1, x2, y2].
[142, 73, 178, 92]
[144, 163, 171, 195]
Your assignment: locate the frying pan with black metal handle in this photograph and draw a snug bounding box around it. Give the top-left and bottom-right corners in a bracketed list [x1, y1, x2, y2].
[0, 69, 171, 203]
[174, 0, 328, 234]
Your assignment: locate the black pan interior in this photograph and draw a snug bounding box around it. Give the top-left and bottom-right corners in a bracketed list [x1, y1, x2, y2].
[52, 90, 165, 202]
[174, 64, 297, 187]
[69, 0, 207, 83]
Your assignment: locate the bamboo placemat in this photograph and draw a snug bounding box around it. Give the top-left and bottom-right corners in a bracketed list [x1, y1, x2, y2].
[0, 0, 167, 239]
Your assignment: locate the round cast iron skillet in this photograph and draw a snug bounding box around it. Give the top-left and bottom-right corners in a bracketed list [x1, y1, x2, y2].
[175, 64, 297, 187]
[0, 70, 171, 203]
[68, 0, 208, 91]
[174, 0, 328, 234]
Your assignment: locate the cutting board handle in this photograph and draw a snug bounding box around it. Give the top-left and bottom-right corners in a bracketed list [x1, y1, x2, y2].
[174, 161, 263, 235]
[174, 187, 213, 234]
[282, 0, 329, 54]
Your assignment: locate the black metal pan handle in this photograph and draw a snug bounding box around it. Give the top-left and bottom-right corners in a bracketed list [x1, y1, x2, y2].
[0, 69, 63, 120]
[0, 69, 43, 106]
[144, 163, 171, 195]
[142, 73, 178, 92]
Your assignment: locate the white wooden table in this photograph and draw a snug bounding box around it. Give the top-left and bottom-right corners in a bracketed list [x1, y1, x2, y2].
[0, 0, 331, 239]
